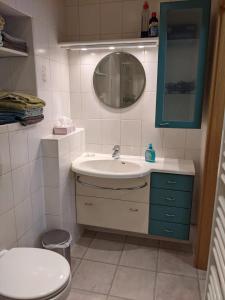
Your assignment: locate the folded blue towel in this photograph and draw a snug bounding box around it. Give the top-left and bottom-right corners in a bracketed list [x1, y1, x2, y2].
[0, 114, 17, 124]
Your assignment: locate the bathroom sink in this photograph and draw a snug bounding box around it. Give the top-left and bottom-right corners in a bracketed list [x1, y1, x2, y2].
[71, 153, 195, 179]
[80, 159, 141, 173]
[72, 153, 151, 178]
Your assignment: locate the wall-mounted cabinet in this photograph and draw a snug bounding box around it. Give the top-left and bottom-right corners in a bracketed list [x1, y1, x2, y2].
[155, 0, 211, 128]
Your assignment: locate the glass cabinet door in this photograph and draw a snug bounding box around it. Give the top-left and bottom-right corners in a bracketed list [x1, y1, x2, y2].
[155, 0, 210, 128]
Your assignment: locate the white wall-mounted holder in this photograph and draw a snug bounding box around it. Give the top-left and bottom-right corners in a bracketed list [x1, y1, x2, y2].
[59, 37, 159, 51]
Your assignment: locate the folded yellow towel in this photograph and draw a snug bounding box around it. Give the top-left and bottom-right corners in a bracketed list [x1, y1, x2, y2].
[0, 91, 46, 110]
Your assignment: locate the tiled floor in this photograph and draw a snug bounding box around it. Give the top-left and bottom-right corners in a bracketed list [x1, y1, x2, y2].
[69, 230, 206, 300]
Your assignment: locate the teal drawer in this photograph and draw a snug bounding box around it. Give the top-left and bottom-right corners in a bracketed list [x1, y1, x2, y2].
[149, 220, 190, 240]
[150, 204, 191, 224]
[151, 172, 194, 192]
[150, 188, 192, 208]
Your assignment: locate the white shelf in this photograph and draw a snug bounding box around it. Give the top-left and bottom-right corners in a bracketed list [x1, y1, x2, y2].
[0, 46, 28, 57]
[59, 37, 159, 50]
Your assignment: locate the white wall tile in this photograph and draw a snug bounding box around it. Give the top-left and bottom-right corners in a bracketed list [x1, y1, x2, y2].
[18, 228, 35, 248]
[46, 215, 62, 230]
[79, 3, 100, 36]
[86, 119, 102, 144]
[100, 2, 122, 35]
[69, 65, 81, 93]
[186, 129, 202, 150]
[142, 119, 163, 151]
[81, 64, 95, 93]
[42, 140, 58, 158]
[14, 198, 33, 239]
[9, 130, 29, 170]
[164, 148, 185, 159]
[29, 158, 43, 192]
[185, 149, 201, 174]
[0, 173, 14, 215]
[70, 92, 83, 119]
[163, 129, 187, 149]
[44, 187, 61, 215]
[143, 62, 158, 92]
[121, 120, 141, 146]
[122, 0, 140, 34]
[83, 93, 101, 119]
[102, 119, 120, 145]
[31, 188, 45, 224]
[43, 157, 59, 188]
[0, 209, 17, 249]
[12, 164, 30, 206]
[0, 133, 11, 175]
[27, 125, 43, 161]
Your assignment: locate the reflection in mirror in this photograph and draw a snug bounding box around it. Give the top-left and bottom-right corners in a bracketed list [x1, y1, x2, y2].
[93, 52, 146, 109]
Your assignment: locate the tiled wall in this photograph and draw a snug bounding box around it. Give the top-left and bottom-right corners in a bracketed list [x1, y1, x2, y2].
[42, 129, 85, 239]
[0, 0, 71, 249]
[63, 0, 172, 42]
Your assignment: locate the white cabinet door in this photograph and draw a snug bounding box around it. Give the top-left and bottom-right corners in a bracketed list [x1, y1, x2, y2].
[76, 195, 149, 234]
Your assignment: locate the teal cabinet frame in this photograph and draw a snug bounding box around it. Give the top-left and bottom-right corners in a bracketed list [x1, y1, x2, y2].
[155, 0, 211, 128]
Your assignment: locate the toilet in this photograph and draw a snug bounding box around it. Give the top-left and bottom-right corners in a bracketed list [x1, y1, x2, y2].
[0, 248, 71, 300]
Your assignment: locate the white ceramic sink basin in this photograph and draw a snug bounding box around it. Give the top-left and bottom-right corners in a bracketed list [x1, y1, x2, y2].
[71, 153, 195, 179]
[79, 159, 141, 174]
[72, 153, 151, 178]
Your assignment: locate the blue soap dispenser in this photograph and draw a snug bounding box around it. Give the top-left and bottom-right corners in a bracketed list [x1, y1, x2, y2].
[145, 144, 156, 162]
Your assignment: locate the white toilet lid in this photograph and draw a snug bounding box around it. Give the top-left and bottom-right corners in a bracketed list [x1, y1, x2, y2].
[0, 248, 70, 300]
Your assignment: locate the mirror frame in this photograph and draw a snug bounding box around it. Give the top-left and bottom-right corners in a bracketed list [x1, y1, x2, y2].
[93, 51, 146, 109]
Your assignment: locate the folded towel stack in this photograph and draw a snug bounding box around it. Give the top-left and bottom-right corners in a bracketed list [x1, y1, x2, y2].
[0, 91, 45, 126]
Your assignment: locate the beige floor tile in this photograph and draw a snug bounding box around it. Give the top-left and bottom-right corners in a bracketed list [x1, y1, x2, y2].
[71, 258, 81, 274]
[119, 243, 158, 271]
[71, 236, 94, 258]
[85, 238, 123, 264]
[110, 266, 155, 300]
[72, 260, 116, 294]
[96, 232, 126, 242]
[158, 249, 197, 277]
[68, 289, 107, 300]
[199, 279, 206, 300]
[126, 235, 159, 248]
[155, 273, 200, 300]
[107, 297, 127, 300]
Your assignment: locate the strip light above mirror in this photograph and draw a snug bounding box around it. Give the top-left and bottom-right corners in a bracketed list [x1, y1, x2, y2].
[59, 38, 158, 51]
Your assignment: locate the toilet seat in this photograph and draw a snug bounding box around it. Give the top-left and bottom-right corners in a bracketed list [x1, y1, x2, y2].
[0, 248, 71, 300]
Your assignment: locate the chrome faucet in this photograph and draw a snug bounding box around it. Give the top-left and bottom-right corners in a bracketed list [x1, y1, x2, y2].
[112, 145, 120, 159]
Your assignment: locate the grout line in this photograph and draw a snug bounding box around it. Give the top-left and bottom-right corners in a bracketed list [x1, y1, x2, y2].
[107, 236, 126, 297]
[70, 287, 108, 296]
[153, 246, 160, 300]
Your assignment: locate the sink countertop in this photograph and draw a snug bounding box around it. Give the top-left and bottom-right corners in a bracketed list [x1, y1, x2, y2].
[71, 153, 195, 179]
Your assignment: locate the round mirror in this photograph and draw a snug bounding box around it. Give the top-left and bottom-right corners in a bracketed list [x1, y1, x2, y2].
[93, 52, 146, 109]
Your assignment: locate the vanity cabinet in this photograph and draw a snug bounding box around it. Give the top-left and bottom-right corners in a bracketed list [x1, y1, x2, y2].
[149, 172, 194, 240]
[75, 175, 150, 234]
[155, 0, 210, 128]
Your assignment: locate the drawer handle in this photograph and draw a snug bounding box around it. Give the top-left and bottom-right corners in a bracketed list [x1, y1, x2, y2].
[165, 197, 175, 201]
[160, 123, 169, 126]
[167, 180, 176, 184]
[164, 229, 173, 233]
[165, 213, 176, 217]
[77, 176, 148, 191]
[84, 202, 93, 206]
[129, 208, 139, 212]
